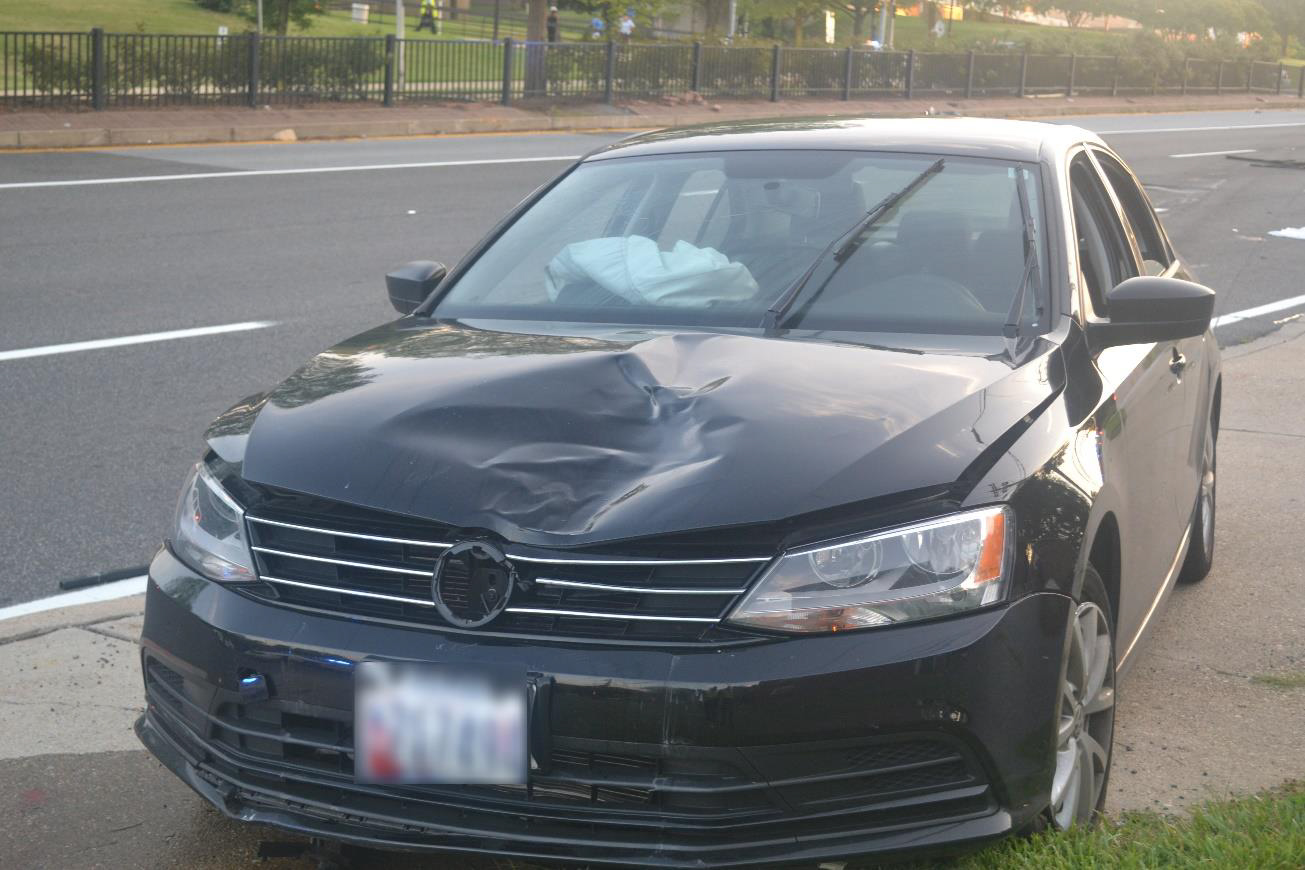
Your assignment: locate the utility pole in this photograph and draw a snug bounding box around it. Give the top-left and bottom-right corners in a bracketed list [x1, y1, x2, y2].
[727, 0, 737, 41]
[876, 0, 889, 46]
[396, 0, 405, 89]
[257, 0, 264, 33]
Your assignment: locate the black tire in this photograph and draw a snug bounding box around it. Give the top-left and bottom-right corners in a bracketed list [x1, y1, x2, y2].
[1040, 564, 1116, 831]
[1178, 414, 1216, 584]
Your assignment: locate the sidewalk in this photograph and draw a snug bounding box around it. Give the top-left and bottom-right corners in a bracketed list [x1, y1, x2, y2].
[2, 323, 1304, 865]
[2, 91, 1303, 148]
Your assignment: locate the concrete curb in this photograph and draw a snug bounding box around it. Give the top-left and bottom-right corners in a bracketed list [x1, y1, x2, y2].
[0, 593, 145, 646]
[4, 94, 1301, 149]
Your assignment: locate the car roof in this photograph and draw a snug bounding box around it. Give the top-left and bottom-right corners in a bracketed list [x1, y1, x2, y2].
[585, 116, 1101, 164]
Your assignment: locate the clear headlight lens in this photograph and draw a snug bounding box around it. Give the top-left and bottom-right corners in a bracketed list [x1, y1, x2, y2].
[170, 462, 256, 583]
[727, 506, 1012, 633]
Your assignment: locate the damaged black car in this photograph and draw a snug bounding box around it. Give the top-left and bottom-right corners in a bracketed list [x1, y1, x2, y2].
[136, 118, 1221, 867]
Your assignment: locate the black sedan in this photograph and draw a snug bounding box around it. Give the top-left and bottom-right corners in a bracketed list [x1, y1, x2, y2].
[136, 117, 1219, 866]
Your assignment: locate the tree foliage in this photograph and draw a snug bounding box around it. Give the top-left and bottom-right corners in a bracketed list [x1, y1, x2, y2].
[192, 0, 325, 35]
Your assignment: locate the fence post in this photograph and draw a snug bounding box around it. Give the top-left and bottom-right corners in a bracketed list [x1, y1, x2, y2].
[1276, 62, 1284, 95]
[1111, 56, 1120, 97]
[1151, 70, 1158, 96]
[1245, 61, 1252, 93]
[246, 32, 260, 109]
[90, 28, 106, 110]
[964, 50, 974, 99]
[383, 35, 395, 107]
[1299, 65, 1305, 98]
[604, 40, 615, 104]
[1017, 49, 1028, 98]
[843, 46, 854, 101]
[1066, 53, 1075, 97]
[905, 49, 915, 99]
[769, 44, 781, 102]
[501, 37, 513, 106]
[691, 42, 702, 93]
[1180, 58, 1188, 95]
[1215, 60, 1223, 95]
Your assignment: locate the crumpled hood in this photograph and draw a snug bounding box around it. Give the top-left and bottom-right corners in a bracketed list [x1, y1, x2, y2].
[215, 320, 1059, 547]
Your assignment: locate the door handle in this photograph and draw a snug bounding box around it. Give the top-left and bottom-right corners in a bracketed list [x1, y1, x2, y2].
[1169, 348, 1187, 375]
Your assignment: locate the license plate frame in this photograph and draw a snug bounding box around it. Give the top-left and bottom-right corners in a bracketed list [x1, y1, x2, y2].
[354, 660, 527, 785]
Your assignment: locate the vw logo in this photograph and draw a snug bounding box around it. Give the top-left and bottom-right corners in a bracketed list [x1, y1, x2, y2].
[432, 541, 516, 628]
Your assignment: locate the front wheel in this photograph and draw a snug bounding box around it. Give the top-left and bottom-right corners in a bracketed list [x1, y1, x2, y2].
[1178, 414, 1216, 584]
[1046, 565, 1116, 830]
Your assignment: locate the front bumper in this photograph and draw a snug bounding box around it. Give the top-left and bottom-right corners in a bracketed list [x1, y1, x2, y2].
[138, 546, 1072, 867]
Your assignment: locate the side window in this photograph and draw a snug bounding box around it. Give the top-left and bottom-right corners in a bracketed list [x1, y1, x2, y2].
[1093, 150, 1171, 276]
[1069, 154, 1137, 316]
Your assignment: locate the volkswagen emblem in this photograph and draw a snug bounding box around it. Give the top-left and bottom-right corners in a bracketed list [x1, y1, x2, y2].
[432, 541, 516, 628]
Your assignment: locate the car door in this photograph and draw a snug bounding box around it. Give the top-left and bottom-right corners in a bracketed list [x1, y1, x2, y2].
[1068, 150, 1188, 650]
[1090, 147, 1207, 527]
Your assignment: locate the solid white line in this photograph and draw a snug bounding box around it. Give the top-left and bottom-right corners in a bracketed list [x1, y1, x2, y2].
[0, 155, 581, 191]
[1169, 148, 1256, 159]
[0, 320, 276, 362]
[1102, 121, 1305, 135]
[1213, 293, 1305, 327]
[0, 576, 147, 623]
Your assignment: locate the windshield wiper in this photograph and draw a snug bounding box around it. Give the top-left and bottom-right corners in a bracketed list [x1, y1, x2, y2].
[1002, 167, 1044, 360]
[761, 158, 945, 334]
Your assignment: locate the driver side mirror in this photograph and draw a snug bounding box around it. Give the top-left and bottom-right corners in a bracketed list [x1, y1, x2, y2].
[1088, 276, 1215, 349]
[385, 261, 446, 315]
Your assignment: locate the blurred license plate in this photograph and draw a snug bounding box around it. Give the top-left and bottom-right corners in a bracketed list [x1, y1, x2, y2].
[355, 661, 526, 784]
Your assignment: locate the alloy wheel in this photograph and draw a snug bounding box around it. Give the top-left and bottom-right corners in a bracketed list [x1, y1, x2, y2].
[1049, 600, 1115, 829]
[1198, 435, 1216, 562]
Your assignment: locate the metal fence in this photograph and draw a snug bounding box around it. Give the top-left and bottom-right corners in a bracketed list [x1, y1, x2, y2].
[4, 29, 1303, 110]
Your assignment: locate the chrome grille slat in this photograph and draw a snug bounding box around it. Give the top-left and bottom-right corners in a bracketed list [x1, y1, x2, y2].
[248, 516, 452, 549]
[505, 554, 770, 566]
[533, 577, 747, 595]
[243, 499, 771, 642]
[505, 607, 720, 624]
[259, 575, 436, 607]
[251, 546, 432, 577]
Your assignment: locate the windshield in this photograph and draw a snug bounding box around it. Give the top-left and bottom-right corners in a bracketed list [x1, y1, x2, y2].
[434, 150, 1048, 336]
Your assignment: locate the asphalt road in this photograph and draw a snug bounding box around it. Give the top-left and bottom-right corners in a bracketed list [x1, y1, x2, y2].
[2, 110, 1304, 607]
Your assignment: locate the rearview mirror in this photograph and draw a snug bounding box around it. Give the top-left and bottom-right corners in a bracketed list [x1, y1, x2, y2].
[1088, 276, 1214, 349]
[385, 261, 446, 315]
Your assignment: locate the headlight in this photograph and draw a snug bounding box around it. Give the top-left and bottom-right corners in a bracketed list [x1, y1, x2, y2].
[727, 506, 1012, 633]
[170, 462, 256, 583]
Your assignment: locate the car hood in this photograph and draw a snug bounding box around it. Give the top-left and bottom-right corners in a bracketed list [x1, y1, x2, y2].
[212, 320, 1061, 548]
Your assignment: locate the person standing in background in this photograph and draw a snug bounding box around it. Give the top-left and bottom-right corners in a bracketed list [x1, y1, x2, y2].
[416, 0, 441, 34]
[547, 6, 560, 42]
[619, 11, 634, 42]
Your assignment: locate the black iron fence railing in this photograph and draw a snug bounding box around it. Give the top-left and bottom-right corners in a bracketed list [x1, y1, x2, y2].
[3, 30, 1302, 110]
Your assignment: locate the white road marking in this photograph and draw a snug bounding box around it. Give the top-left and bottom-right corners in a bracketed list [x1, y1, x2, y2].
[1169, 148, 1256, 159]
[0, 155, 582, 190]
[0, 320, 275, 362]
[1102, 121, 1305, 135]
[1267, 227, 1305, 240]
[0, 575, 147, 623]
[1213, 292, 1305, 327]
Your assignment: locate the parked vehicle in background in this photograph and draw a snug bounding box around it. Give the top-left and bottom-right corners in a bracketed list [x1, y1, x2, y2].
[136, 118, 1219, 866]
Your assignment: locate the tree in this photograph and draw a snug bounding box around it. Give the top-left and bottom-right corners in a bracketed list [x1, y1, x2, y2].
[1031, 0, 1107, 29]
[824, 0, 878, 41]
[197, 0, 327, 35]
[1132, 0, 1271, 40]
[1258, 0, 1305, 56]
[742, 0, 828, 44]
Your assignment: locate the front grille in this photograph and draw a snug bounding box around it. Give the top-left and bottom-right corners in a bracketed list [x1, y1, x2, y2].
[144, 657, 994, 846]
[233, 483, 770, 644]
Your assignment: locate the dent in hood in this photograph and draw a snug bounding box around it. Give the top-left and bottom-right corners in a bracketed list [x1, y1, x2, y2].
[216, 321, 1061, 548]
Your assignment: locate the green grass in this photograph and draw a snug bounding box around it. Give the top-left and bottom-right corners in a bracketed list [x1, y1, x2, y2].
[949, 783, 1304, 869]
[1252, 671, 1305, 690]
[0, 0, 588, 40]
